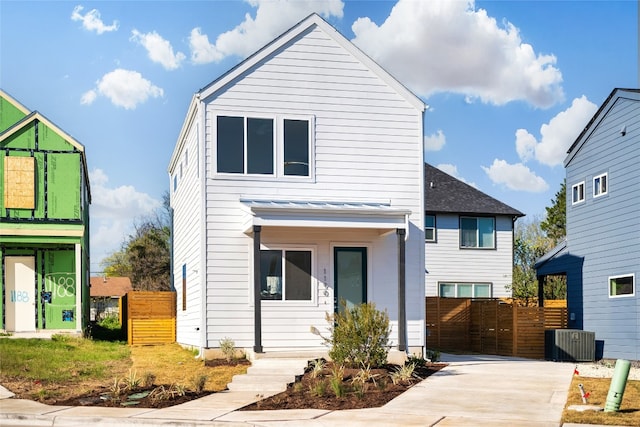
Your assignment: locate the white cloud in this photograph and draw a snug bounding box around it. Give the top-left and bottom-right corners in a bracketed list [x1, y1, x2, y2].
[82, 69, 164, 109]
[436, 163, 477, 188]
[351, 0, 563, 108]
[424, 130, 446, 152]
[131, 29, 186, 70]
[515, 95, 598, 166]
[89, 169, 161, 267]
[482, 159, 548, 192]
[71, 5, 118, 34]
[189, 0, 344, 64]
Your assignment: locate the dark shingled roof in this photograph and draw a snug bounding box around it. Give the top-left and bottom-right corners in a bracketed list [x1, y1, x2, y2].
[425, 163, 524, 217]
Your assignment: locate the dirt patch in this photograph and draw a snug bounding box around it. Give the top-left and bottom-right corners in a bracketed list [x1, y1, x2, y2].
[241, 362, 448, 411]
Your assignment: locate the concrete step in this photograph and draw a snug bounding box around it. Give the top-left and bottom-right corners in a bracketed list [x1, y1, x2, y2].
[226, 357, 310, 393]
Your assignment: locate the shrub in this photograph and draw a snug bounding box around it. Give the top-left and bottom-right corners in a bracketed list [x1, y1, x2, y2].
[425, 349, 441, 363]
[219, 337, 236, 363]
[98, 315, 121, 330]
[325, 301, 390, 367]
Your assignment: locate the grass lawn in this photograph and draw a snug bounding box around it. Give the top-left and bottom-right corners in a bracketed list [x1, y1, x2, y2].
[562, 375, 640, 426]
[0, 334, 247, 403]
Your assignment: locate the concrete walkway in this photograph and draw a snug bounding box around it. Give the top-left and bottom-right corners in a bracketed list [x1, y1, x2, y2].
[0, 354, 581, 426]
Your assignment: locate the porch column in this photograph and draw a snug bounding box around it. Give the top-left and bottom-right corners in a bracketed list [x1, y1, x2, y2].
[397, 228, 407, 351]
[253, 225, 263, 353]
[537, 275, 545, 307]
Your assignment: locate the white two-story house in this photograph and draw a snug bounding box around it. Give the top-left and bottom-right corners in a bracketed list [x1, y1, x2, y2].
[424, 163, 524, 299]
[168, 14, 426, 358]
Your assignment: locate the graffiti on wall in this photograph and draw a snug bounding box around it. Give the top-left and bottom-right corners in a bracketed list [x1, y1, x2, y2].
[44, 273, 76, 299]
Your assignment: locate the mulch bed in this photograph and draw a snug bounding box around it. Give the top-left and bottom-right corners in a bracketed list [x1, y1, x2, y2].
[240, 361, 448, 411]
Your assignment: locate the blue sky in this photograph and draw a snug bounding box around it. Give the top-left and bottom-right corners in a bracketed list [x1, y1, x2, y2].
[1, 0, 637, 273]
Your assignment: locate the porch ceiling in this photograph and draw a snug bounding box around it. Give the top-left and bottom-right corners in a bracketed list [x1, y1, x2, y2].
[240, 198, 410, 234]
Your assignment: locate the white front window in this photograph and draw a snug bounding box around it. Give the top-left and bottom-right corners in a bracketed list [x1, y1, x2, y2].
[593, 173, 608, 198]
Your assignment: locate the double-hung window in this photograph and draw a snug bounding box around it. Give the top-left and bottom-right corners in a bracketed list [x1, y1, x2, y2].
[572, 181, 585, 204]
[216, 115, 311, 177]
[260, 249, 313, 301]
[425, 214, 436, 242]
[460, 217, 495, 249]
[609, 274, 634, 298]
[593, 173, 607, 198]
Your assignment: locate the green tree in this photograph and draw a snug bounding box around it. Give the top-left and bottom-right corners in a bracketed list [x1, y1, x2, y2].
[100, 192, 172, 291]
[540, 180, 566, 243]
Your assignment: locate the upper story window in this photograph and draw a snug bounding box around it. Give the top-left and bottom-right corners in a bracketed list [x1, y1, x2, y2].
[593, 173, 607, 198]
[460, 217, 495, 249]
[572, 181, 585, 205]
[215, 114, 311, 178]
[425, 214, 436, 242]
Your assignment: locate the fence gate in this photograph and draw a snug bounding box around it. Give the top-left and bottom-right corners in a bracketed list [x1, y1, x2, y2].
[121, 291, 176, 345]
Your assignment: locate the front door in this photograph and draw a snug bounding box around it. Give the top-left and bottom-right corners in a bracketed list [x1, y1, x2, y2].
[5, 256, 36, 332]
[334, 247, 367, 313]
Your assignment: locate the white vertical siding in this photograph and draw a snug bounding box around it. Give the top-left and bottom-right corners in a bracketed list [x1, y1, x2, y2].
[425, 214, 514, 298]
[201, 26, 424, 350]
[171, 119, 203, 347]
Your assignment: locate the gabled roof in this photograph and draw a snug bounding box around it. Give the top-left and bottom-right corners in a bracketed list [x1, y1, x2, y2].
[198, 13, 425, 111]
[565, 88, 640, 166]
[425, 163, 524, 217]
[0, 90, 91, 201]
[90, 276, 133, 298]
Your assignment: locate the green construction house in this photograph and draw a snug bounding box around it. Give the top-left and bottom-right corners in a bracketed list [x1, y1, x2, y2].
[1, 89, 91, 335]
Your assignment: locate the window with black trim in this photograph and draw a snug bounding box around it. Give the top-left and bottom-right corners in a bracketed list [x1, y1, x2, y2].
[572, 181, 585, 204]
[593, 173, 607, 198]
[260, 249, 312, 301]
[460, 217, 495, 249]
[609, 274, 634, 297]
[425, 214, 436, 242]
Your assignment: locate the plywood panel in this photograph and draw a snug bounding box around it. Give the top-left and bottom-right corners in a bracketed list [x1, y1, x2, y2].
[4, 156, 35, 209]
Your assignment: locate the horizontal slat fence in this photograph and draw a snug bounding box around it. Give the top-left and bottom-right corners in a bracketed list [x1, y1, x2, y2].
[426, 297, 568, 359]
[122, 291, 176, 345]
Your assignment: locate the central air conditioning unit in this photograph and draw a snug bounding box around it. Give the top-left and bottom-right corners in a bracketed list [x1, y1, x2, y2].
[545, 329, 596, 362]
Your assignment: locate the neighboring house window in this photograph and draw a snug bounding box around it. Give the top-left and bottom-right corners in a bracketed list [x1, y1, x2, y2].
[572, 181, 585, 204]
[593, 173, 607, 198]
[440, 282, 492, 298]
[460, 217, 495, 249]
[173, 175, 177, 191]
[609, 274, 634, 298]
[215, 115, 311, 177]
[425, 215, 436, 242]
[260, 249, 312, 301]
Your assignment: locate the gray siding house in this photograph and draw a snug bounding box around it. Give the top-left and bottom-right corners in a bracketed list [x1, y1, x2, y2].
[424, 163, 524, 298]
[536, 88, 640, 360]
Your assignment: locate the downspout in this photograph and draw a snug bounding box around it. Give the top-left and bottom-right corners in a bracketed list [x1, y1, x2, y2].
[198, 99, 208, 360]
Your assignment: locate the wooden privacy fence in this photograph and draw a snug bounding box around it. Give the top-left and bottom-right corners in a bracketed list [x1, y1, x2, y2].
[426, 297, 568, 359]
[121, 291, 176, 345]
